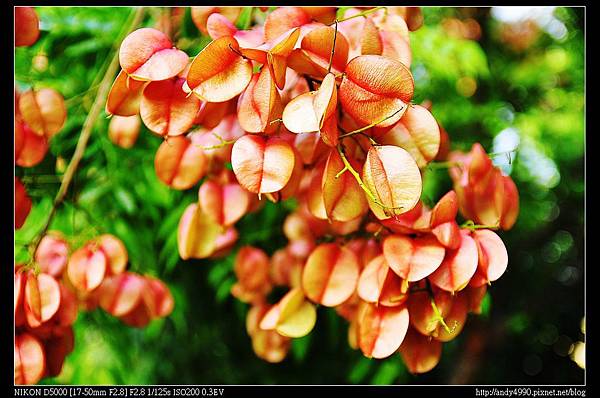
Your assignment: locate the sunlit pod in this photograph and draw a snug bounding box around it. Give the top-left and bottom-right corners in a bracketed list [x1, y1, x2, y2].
[375, 105, 440, 169]
[335, 290, 362, 323]
[198, 179, 250, 227]
[358, 302, 410, 359]
[339, 55, 413, 128]
[15, 7, 40, 47]
[19, 88, 66, 139]
[15, 269, 26, 324]
[348, 317, 360, 350]
[14, 332, 46, 385]
[237, 67, 283, 134]
[301, 7, 337, 24]
[469, 229, 508, 287]
[407, 288, 447, 336]
[280, 69, 310, 105]
[371, 9, 411, 40]
[240, 27, 300, 89]
[231, 135, 295, 194]
[95, 234, 128, 275]
[15, 177, 32, 229]
[15, 119, 25, 159]
[429, 190, 461, 249]
[231, 246, 272, 303]
[98, 272, 146, 317]
[293, 131, 329, 165]
[270, 248, 304, 288]
[177, 203, 222, 260]
[399, 327, 442, 374]
[408, 289, 469, 342]
[346, 238, 382, 270]
[194, 98, 237, 129]
[287, 25, 349, 78]
[108, 115, 141, 149]
[185, 36, 253, 103]
[435, 125, 451, 161]
[337, 115, 376, 158]
[247, 303, 291, 363]
[449, 144, 519, 230]
[142, 276, 175, 319]
[54, 284, 78, 327]
[190, 115, 244, 172]
[141, 78, 200, 137]
[154, 135, 207, 190]
[44, 327, 75, 377]
[328, 216, 363, 236]
[383, 234, 446, 282]
[119, 302, 153, 328]
[359, 16, 411, 67]
[190, 7, 242, 35]
[247, 302, 270, 337]
[16, 123, 49, 168]
[306, 159, 328, 219]
[499, 175, 519, 230]
[263, 7, 311, 43]
[428, 230, 479, 293]
[465, 284, 488, 314]
[66, 244, 107, 292]
[282, 213, 317, 259]
[206, 13, 264, 49]
[362, 145, 422, 220]
[393, 7, 424, 31]
[302, 243, 360, 307]
[282, 73, 337, 143]
[259, 287, 317, 338]
[24, 272, 61, 328]
[119, 28, 188, 81]
[209, 227, 239, 259]
[357, 254, 409, 307]
[35, 232, 70, 277]
[234, 246, 270, 291]
[378, 202, 424, 236]
[265, 146, 304, 203]
[106, 70, 147, 116]
[251, 329, 291, 363]
[337, 8, 369, 59]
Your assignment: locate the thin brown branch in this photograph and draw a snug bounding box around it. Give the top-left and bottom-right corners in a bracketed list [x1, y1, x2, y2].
[30, 7, 146, 254]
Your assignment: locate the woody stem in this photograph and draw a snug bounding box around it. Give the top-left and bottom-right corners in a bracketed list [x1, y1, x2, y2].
[29, 7, 146, 255]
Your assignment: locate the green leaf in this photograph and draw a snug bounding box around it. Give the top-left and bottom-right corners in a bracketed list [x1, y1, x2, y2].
[216, 277, 235, 303]
[235, 7, 254, 30]
[370, 359, 402, 385]
[207, 256, 234, 287]
[480, 292, 492, 319]
[15, 197, 53, 242]
[348, 357, 373, 384]
[291, 333, 312, 363]
[113, 187, 137, 215]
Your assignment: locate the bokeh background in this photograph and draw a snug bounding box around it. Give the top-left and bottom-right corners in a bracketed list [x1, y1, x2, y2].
[15, 6, 585, 384]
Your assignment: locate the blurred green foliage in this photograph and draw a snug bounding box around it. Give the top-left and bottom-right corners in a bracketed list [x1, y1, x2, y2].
[15, 6, 584, 385]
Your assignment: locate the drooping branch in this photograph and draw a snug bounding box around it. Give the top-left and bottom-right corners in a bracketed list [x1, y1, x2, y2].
[30, 7, 146, 256]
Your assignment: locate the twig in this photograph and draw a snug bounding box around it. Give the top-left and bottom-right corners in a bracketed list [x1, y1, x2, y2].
[338, 107, 404, 139]
[30, 7, 146, 254]
[333, 7, 386, 24]
[425, 279, 455, 334]
[327, 20, 338, 74]
[460, 220, 500, 231]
